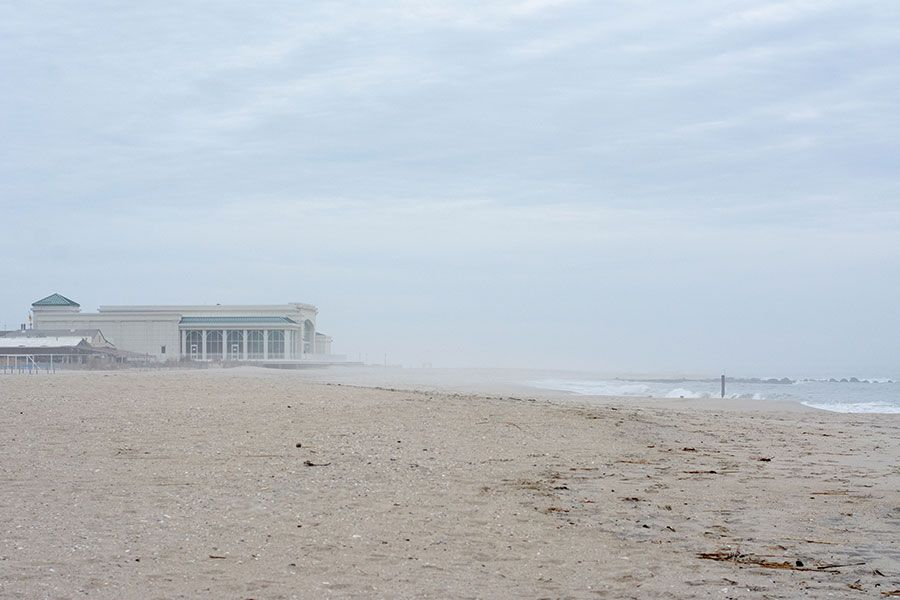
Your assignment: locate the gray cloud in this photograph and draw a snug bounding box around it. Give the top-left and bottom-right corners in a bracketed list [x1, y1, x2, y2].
[1, 1, 898, 375]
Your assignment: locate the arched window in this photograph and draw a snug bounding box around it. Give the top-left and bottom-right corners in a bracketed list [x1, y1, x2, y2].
[247, 330, 264, 359]
[268, 330, 284, 359]
[206, 331, 223, 359]
[226, 330, 243, 360]
[303, 320, 315, 354]
[185, 331, 202, 360]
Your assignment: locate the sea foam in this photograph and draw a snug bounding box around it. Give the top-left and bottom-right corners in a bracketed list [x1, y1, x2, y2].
[528, 379, 651, 397]
[801, 401, 900, 414]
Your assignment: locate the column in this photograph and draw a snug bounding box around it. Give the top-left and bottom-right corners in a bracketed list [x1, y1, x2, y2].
[284, 330, 291, 361]
[181, 330, 186, 359]
[263, 330, 269, 360]
[242, 330, 248, 360]
[300, 321, 306, 358]
[222, 329, 227, 361]
[201, 330, 207, 361]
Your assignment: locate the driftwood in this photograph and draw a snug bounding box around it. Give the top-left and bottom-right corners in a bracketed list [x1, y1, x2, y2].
[697, 550, 864, 572]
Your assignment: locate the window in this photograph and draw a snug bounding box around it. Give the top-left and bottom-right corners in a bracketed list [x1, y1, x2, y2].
[303, 320, 314, 354]
[268, 330, 284, 359]
[247, 330, 264, 359]
[185, 331, 202, 359]
[161, 345, 166, 354]
[226, 330, 243, 360]
[206, 331, 223, 359]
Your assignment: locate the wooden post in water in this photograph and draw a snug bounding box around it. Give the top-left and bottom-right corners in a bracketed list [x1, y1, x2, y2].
[721, 374, 726, 398]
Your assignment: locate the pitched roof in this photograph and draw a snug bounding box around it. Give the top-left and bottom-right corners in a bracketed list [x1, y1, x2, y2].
[1, 328, 101, 338]
[32, 293, 80, 307]
[0, 329, 112, 347]
[0, 336, 88, 349]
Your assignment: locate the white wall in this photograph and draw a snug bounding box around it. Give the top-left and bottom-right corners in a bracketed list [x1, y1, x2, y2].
[34, 313, 181, 360]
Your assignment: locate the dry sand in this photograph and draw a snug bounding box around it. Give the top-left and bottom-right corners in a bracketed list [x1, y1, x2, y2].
[0, 368, 898, 599]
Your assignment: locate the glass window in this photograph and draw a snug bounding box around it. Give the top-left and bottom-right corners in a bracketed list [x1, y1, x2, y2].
[185, 331, 202, 360]
[206, 331, 223, 359]
[247, 330, 264, 359]
[226, 330, 243, 360]
[268, 330, 284, 359]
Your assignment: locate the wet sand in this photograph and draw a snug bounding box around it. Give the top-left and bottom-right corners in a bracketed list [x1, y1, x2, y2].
[1, 368, 898, 598]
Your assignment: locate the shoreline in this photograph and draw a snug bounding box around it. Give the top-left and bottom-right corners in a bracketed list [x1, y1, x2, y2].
[2, 365, 856, 414]
[12, 364, 896, 414]
[306, 379, 822, 414]
[277, 365, 898, 415]
[242, 365, 826, 414]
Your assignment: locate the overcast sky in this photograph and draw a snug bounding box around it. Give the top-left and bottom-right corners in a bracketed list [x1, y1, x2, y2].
[1, 1, 898, 376]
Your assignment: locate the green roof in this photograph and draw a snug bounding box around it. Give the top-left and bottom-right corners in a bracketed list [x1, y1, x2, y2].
[179, 316, 298, 325]
[32, 293, 80, 307]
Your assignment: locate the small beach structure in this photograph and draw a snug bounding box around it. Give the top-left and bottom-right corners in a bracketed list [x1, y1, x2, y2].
[0, 330, 143, 370]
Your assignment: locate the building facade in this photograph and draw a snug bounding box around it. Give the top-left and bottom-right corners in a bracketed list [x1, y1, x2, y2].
[30, 293, 335, 362]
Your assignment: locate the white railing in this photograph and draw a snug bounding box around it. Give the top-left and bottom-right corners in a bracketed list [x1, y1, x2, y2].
[0, 354, 55, 374]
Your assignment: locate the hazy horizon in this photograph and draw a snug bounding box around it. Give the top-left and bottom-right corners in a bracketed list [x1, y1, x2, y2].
[2, 1, 898, 376]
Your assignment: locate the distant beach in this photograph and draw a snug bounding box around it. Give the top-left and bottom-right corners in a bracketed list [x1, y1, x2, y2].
[278, 366, 900, 414]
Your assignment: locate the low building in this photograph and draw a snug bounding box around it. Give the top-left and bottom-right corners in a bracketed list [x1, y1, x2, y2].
[0, 335, 94, 354]
[30, 293, 340, 362]
[0, 333, 141, 367]
[0, 328, 113, 348]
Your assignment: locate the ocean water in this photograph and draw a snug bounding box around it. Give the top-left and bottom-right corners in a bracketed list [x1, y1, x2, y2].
[527, 377, 900, 414]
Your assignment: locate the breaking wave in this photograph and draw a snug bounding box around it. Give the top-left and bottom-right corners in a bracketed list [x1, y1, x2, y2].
[801, 401, 900, 414]
[530, 380, 766, 401]
[665, 388, 705, 399]
[664, 388, 766, 400]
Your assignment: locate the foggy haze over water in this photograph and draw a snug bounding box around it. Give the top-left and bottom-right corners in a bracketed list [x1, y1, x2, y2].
[1, 2, 899, 376]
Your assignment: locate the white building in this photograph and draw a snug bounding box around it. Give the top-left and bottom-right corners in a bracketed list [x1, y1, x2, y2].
[30, 293, 336, 362]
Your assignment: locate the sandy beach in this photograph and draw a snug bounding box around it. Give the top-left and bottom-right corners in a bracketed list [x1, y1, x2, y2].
[1, 368, 898, 599]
